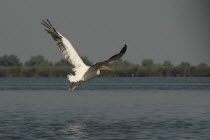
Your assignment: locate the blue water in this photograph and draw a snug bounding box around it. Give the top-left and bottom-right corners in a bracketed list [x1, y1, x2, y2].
[0, 77, 210, 140]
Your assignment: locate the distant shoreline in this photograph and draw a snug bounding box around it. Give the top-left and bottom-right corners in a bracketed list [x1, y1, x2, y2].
[1, 55, 210, 77]
[0, 65, 209, 77]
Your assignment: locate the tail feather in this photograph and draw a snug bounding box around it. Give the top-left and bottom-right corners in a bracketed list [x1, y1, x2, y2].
[67, 75, 78, 82]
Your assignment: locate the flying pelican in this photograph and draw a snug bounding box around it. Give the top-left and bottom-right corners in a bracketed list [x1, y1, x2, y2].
[41, 19, 127, 91]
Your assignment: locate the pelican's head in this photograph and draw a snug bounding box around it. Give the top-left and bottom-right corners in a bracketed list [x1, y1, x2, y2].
[97, 66, 114, 75]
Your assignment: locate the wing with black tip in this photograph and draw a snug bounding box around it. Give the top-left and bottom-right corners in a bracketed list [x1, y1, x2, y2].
[89, 44, 127, 70]
[41, 19, 87, 72]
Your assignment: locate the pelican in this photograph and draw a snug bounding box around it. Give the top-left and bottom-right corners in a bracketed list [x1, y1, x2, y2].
[41, 19, 127, 91]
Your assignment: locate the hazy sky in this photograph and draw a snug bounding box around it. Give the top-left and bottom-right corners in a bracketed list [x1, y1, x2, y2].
[0, 0, 209, 65]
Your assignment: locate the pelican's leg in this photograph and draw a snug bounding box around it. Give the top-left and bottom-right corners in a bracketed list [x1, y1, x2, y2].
[71, 82, 79, 91]
[76, 81, 82, 88]
[72, 81, 83, 91]
[68, 82, 74, 90]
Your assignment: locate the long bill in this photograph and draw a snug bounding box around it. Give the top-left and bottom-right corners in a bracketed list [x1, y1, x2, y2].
[99, 66, 114, 71]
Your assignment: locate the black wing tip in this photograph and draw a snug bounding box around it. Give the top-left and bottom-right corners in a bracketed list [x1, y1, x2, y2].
[41, 19, 59, 34]
[41, 18, 50, 23]
[120, 44, 127, 54]
[41, 18, 53, 29]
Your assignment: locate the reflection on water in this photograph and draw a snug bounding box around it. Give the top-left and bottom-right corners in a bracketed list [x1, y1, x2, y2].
[0, 77, 210, 139]
[61, 124, 87, 139]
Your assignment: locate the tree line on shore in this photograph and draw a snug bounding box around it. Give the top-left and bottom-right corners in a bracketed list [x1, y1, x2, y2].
[0, 54, 210, 77]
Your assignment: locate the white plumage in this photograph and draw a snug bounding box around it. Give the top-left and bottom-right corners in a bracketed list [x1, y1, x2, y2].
[42, 19, 127, 90]
[61, 37, 90, 82]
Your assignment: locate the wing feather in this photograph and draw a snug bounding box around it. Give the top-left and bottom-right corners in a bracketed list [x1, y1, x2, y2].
[89, 44, 127, 70]
[41, 19, 87, 72]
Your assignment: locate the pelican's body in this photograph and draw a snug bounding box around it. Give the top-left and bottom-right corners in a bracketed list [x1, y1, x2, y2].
[78, 67, 96, 82]
[42, 19, 127, 90]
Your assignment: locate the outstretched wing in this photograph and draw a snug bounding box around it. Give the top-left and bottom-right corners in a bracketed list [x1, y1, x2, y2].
[89, 44, 127, 70]
[41, 19, 87, 72]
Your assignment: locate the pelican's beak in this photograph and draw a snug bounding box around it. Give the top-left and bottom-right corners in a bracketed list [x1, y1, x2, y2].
[99, 66, 114, 71]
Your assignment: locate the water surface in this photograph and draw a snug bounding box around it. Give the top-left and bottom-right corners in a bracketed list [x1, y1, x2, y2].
[0, 77, 210, 139]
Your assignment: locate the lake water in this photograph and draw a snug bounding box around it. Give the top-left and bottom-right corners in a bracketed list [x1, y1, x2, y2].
[0, 77, 210, 140]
